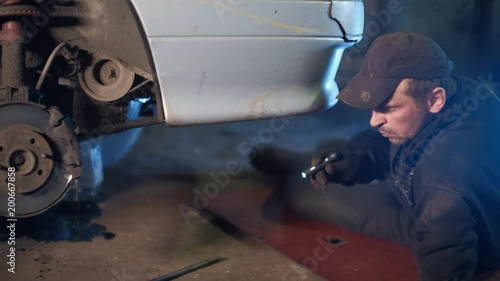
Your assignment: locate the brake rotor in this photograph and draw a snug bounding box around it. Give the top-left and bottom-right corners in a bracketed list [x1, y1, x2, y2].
[78, 53, 135, 102]
[0, 103, 81, 217]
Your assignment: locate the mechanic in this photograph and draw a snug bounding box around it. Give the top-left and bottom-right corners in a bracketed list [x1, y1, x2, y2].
[251, 32, 500, 281]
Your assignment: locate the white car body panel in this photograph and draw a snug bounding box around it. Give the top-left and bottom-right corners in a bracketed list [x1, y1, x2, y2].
[130, 0, 364, 126]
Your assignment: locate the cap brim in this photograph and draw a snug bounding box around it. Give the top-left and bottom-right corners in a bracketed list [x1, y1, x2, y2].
[337, 72, 403, 109]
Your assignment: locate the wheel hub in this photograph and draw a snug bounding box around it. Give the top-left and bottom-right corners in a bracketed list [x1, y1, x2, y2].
[78, 53, 135, 102]
[0, 126, 54, 194]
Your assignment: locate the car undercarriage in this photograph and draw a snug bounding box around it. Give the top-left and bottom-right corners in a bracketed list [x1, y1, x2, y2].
[0, 0, 162, 217]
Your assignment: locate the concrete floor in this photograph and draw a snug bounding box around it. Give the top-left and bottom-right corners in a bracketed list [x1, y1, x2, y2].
[0, 102, 369, 281]
[0, 177, 325, 281]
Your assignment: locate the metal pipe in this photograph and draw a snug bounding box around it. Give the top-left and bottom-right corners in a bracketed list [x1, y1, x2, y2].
[149, 257, 228, 281]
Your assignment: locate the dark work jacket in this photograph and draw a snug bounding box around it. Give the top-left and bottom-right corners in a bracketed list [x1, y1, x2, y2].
[348, 75, 500, 281]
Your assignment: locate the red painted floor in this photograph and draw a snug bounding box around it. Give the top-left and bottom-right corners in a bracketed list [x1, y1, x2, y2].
[208, 187, 417, 281]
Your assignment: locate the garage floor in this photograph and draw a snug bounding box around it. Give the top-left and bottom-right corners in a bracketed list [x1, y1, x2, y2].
[1, 176, 329, 281]
[0, 103, 382, 281]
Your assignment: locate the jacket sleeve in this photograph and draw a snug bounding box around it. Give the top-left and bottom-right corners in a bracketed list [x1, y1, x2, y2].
[412, 187, 478, 281]
[347, 129, 391, 183]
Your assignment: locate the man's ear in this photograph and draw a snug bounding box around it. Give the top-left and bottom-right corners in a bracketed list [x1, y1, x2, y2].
[427, 87, 446, 113]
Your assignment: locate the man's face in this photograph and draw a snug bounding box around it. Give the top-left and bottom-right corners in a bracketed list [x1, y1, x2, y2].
[370, 80, 431, 145]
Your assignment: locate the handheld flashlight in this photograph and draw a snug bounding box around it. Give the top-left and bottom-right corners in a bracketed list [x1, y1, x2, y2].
[301, 153, 338, 179]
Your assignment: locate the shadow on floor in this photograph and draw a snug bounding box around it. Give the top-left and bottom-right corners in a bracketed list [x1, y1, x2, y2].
[0, 201, 114, 242]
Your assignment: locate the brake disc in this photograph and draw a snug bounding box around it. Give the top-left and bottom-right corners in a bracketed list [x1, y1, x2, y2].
[0, 103, 81, 217]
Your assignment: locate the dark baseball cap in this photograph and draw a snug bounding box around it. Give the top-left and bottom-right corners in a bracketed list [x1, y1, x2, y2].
[337, 32, 451, 109]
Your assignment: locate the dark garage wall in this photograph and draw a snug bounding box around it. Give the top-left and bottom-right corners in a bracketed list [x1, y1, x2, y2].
[337, 0, 499, 89]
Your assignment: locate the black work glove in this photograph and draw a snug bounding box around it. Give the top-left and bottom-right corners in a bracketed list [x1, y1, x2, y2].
[309, 147, 363, 191]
